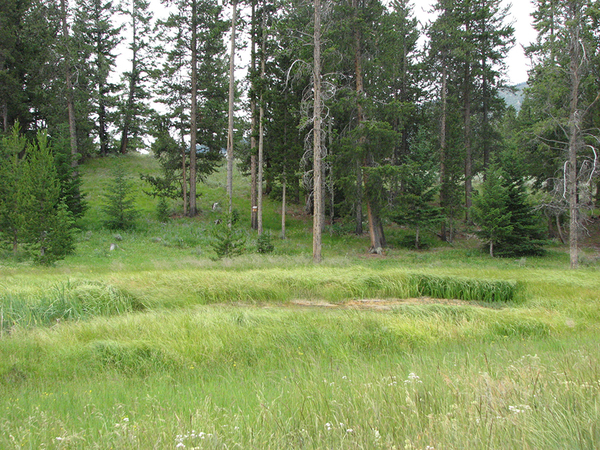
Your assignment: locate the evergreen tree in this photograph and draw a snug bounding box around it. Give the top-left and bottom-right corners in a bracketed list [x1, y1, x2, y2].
[0, 124, 28, 253]
[73, 0, 122, 156]
[101, 167, 139, 230]
[0, 125, 76, 263]
[390, 134, 444, 250]
[118, 0, 154, 154]
[154, 0, 228, 216]
[472, 165, 512, 257]
[474, 152, 547, 257]
[523, 0, 600, 267]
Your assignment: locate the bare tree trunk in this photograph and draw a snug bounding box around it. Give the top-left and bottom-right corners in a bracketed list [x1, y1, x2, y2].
[353, 0, 384, 252]
[98, 87, 108, 156]
[226, 0, 237, 217]
[464, 61, 473, 222]
[119, 0, 138, 155]
[355, 161, 363, 235]
[189, 0, 198, 216]
[250, 1, 258, 230]
[328, 119, 334, 229]
[567, 47, 581, 269]
[312, 0, 323, 263]
[60, 0, 78, 166]
[180, 131, 188, 216]
[281, 177, 286, 239]
[257, 7, 266, 236]
[439, 62, 448, 242]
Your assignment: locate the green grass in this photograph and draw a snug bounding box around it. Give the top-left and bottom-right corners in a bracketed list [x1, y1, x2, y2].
[1, 154, 600, 448]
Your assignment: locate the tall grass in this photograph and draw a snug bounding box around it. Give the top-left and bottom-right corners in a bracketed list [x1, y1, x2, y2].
[0, 307, 596, 449]
[0, 280, 144, 332]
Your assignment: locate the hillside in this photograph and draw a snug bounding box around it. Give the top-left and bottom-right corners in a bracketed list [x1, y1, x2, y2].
[500, 82, 527, 111]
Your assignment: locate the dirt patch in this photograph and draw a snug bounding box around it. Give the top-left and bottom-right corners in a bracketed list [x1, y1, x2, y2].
[290, 297, 474, 310]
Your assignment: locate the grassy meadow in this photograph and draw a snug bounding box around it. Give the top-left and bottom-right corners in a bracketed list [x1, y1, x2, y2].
[1, 154, 600, 449]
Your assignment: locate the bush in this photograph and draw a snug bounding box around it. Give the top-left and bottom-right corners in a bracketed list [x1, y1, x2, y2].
[257, 232, 274, 254]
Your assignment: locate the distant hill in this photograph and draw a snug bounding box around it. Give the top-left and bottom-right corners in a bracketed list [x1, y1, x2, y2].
[500, 82, 527, 112]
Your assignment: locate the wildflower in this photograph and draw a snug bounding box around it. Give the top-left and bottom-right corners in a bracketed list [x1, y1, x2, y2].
[325, 422, 332, 431]
[176, 443, 185, 449]
[404, 373, 422, 384]
[508, 405, 531, 414]
[346, 428, 354, 433]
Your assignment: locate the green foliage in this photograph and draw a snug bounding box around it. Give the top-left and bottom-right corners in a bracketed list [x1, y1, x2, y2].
[156, 197, 170, 222]
[256, 231, 274, 254]
[389, 136, 444, 249]
[408, 274, 520, 303]
[0, 125, 76, 264]
[210, 214, 246, 259]
[101, 167, 139, 230]
[51, 125, 88, 218]
[472, 165, 514, 257]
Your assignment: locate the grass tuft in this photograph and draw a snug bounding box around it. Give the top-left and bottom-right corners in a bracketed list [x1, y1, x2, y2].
[0, 280, 144, 331]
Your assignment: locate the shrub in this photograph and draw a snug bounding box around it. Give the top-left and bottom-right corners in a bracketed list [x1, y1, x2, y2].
[257, 232, 274, 254]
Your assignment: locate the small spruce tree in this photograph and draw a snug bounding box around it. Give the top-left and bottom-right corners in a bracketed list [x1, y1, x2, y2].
[101, 167, 139, 230]
[390, 139, 444, 249]
[0, 126, 76, 263]
[474, 152, 547, 257]
[472, 166, 513, 257]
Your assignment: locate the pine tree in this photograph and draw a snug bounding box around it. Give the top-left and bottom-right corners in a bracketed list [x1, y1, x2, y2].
[154, 0, 228, 216]
[390, 134, 444, 250]
[472, 165, 512, 257]
[73, 0, 122, 156]
[474, 152, 547, 257]
[524, 0, 600, 267]
[118, 0, 153, 154]
[0, 125, 76, 263]
[101, 167, 139, 230]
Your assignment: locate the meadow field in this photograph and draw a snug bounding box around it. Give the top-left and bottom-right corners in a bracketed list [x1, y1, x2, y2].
[1, 155, 599, 449]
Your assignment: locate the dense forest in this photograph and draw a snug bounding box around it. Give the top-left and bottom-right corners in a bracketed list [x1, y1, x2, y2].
[0, 0, 599, 267]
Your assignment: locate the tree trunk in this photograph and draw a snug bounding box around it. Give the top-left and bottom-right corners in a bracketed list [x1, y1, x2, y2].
[250, 1, 258, 230]
[120, 1, 138, 155]
[257, 7, 266, 236]
[415, 226, 420, 250]
[555, 214, 565, 244]
[312, 0, 323, 263]
[98, 85, 108, 156]
[439, 62, 448, 242]
[567, 70, 580, 269]
[353, 0, 384, 252]
[60, 0, 78, 166]
[463, 60, 473, 221]
[181, 134, 188, 216]
[355, 161, 363, 235]
[226, 0, 237, 217]
[189, 0, 198, 216]
[281, 177, 286, 239]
